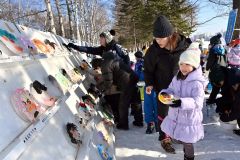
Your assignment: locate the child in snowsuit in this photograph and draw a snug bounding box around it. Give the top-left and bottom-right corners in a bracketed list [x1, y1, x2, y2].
[134, 51, 144, 81]
[134, 51, 158, 133]
[160, 43, 207, 159]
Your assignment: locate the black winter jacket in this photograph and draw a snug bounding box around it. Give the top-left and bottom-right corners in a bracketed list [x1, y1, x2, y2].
[144, 35, 190, 92]
[219, 87, 240, 122]
[206, 47, 227, 71]
[100, 52, 138, 92]
[69, 40, 130, 65]
[215, 67, 240, 114]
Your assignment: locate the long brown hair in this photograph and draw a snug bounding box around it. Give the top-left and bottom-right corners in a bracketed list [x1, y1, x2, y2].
[168, 32, 180, 52]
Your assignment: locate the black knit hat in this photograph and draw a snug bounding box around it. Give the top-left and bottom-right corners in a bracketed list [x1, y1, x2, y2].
[153, 15, 174, 38]
[134, 51, 143, 58]
[210, 33, 222, 45]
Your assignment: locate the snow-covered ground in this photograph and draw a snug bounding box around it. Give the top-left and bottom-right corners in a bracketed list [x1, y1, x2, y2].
[115, 103, 240, 160]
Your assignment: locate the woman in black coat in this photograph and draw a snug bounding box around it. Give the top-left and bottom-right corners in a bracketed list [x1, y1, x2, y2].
[144, 15, 190, 153]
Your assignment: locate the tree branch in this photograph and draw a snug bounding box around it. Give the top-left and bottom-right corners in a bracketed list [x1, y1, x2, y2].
[208, 0, 231, 6]
[195, 13, 228, 26]
[17, 9, 47, 19]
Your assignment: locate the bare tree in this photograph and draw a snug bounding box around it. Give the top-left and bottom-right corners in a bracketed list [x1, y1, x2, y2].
[74, 0, 81, 41]
[44, 0, 56, 34]
[55, 0, 65, 36]
[0, 0, 113, 45]
[66, 0, 74, 39]
[208, 0, 240, 39]
[78, 0, 87, 41]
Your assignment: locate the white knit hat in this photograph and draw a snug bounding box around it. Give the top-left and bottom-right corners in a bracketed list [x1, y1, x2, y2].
[100, 31, 113, 44]
[179, 42, 201, 68]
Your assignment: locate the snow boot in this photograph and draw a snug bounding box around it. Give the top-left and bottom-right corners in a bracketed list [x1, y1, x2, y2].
[130, 108, 135, 116]
[184, 155, 194, 160]
[132, 121, 144, 127]
[233, 129, 240, 136]
[116, 123, 129, 130]
[146, 122, 155, 134]
[161, 138, 175, 154]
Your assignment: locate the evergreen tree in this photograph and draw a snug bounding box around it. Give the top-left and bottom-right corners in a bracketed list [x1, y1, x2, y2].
[114, 0, 197, 48]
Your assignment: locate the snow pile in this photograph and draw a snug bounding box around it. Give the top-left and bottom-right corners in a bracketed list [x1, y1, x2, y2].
[115, 104, 240, 160]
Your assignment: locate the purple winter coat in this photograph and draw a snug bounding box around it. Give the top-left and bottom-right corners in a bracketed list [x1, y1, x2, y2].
[160, 66, 207, 143]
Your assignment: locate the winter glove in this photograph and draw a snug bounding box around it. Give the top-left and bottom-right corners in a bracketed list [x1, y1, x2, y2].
[160, 92, 169, 97]
[146, 86, 153, 94]
[206, 98, 216, 105]
[67, 43, 76, 48]
[67, 42, 85, 52]
[169, 99, 181, 108]
[62, 43, 72, 52]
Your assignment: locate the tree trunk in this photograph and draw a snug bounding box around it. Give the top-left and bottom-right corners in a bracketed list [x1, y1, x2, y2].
[44, 0, 56, 34]
[79, 0, 86, 41]
[55, 0, 65, 36]
[74, 0, 81, 41]
[66, 0, 74, 39]
[233, 0, 240, 39]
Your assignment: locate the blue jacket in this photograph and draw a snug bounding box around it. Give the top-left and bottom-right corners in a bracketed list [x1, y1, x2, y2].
[134, 59, 144, 81]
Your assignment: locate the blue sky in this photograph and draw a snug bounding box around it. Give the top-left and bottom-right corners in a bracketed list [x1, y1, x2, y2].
[11, 0, 230, 36]
[192, 0, 230, 35]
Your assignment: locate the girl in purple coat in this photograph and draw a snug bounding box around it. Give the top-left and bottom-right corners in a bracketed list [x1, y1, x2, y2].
[159, 43, 207, 160]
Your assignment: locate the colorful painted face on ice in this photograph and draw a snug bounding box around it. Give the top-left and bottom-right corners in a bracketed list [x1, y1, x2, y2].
[0, 28, 24, 55]
[11, 88, 44, 122]
[32, 39, 50, 54]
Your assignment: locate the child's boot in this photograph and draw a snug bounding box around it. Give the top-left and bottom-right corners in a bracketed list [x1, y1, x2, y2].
[145, 122, 155, 134]
[132, 121, 144, 127]
[161, 138, 175, 154]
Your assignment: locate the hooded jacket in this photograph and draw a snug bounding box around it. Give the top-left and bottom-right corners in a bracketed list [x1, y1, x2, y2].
[134, 59, 144, 81]
[160, 66, 207, 143]
[99, 52, 138, 92]
[144, 35, 190, 92]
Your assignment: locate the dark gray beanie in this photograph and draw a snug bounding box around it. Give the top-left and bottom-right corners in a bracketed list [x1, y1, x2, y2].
[210, 33, 222, 45]
[134, 51, 143, 58]
[153, 15, 174, 38]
